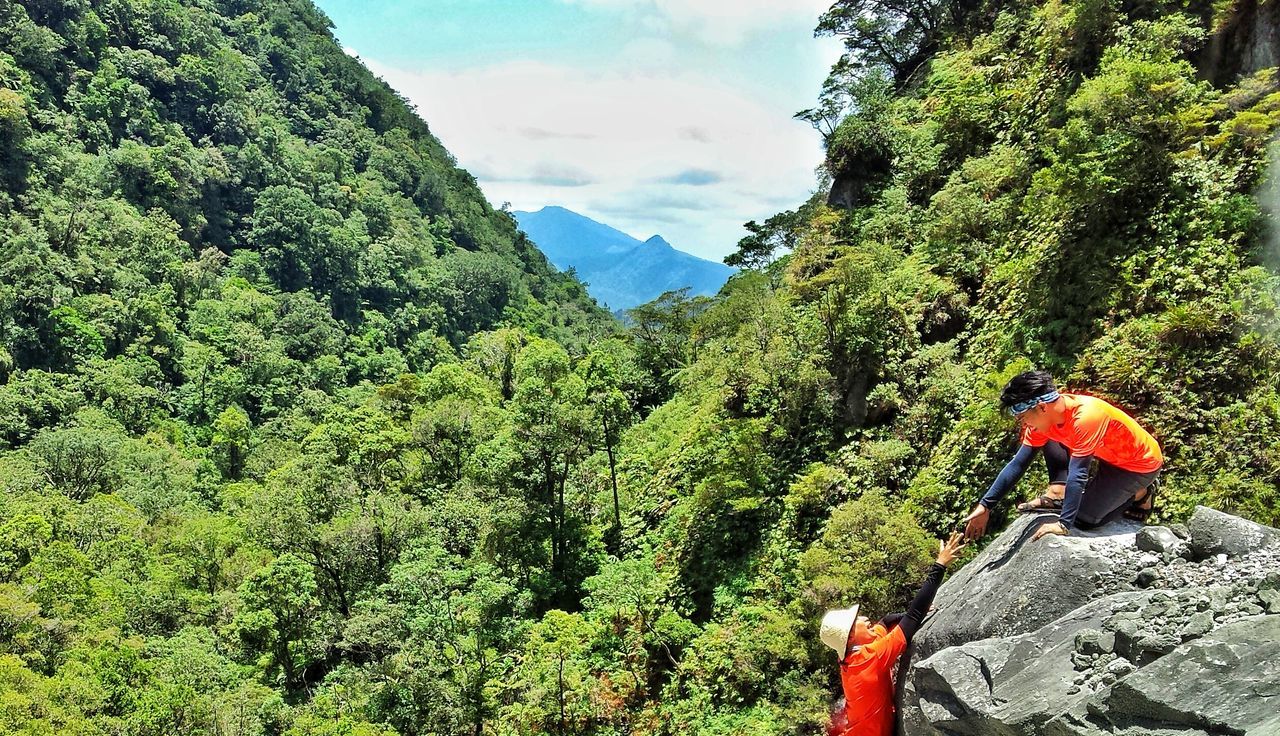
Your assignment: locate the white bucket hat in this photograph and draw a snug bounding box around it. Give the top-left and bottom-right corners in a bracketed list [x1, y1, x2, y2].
[819, 605, 860, 655]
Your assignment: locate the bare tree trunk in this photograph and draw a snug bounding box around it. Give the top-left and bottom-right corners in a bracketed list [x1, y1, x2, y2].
[603, 416, 620, 530]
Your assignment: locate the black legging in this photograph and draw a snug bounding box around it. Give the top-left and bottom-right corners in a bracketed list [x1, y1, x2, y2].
[1043, 440, 1070, 485]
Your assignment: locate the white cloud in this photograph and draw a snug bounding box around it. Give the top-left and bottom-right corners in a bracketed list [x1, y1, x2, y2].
[560, 0, 834, 47]
[358, 56, 828, 260]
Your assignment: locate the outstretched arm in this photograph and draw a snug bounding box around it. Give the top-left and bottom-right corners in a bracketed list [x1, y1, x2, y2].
[877, 612, 905, 630]
[979, 444, 1038, 509]
[966, 445, 1038, 540]
[896, 533, 965, 642]
[897, 564, 945, 642]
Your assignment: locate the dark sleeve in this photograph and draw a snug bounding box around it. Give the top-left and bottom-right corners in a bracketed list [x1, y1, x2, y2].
[1058, 454, 1092, 529]
[979, 444, 1038, 509]
[878, 612, 905, 630]
[897, 563, 946, 642]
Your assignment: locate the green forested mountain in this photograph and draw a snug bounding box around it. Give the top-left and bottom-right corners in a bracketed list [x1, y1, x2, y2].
[0, 0, 609, 405]
[2, 0, 1279, 734]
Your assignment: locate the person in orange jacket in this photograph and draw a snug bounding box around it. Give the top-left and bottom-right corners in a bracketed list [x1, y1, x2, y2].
[962, 370, 1164, 543]
[821, 532, 966, 736]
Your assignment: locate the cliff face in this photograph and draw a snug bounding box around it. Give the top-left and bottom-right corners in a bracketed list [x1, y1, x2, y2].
[1199, 0, 1280, 86]
[900, 509, 1280, 735]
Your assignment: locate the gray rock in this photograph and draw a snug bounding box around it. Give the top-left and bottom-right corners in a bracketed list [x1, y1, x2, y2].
[1134, 567, 1160, 587]
[1187, 506, 1280, 558]
[1262, 571, 1280, 591]
[1131, 631, 1180, 664]
[1074, 629, 1115, 656]
[1089, 615, 1280, 735]
[906, 514, 1141, 662]
[1135, 525, 1189, 559]
[1104, 610, 1141, 626]
[907, 592, 1154, 735]
[1261, 589, 1280, 615]
[1140, 600, 1169, 620]
[1109, 619, 1140, 658]
[900, 508, 1280, 736]
[898, 515, 1143, 735]
[1178, 611, 1214, 640]
[1104, 657, 1136, 678]
[911, 609, 1280, 735]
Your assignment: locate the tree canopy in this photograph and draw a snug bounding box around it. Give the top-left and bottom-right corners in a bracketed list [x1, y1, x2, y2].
[2, 0, 1279, 734]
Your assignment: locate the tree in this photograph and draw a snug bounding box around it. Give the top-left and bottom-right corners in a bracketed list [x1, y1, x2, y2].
[724, 209, 806, 270]
[408, 363, 504, 489]
[0, 87, 32, 192]
[797, 492, 934, 619]
[499, 338, 595, 607]
[27, 422, 124, 500]
[232, 553, 322, 690]
[577, 341, 638, 538]
[581, 555, 695, 704]
[499, 610, 602, 735]
[163, 510, 247, 596]
[625, 289, 712, 409]
[248, 185, 358, 306]
[352, 542, 525, 736]
[815, 0, 962, 84]
[211, 404, 252, 480]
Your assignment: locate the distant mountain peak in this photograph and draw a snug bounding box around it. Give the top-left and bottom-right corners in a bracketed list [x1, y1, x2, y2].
[513, 206, 734, 312]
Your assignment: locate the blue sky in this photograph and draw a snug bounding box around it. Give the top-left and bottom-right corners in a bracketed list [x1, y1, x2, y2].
[317, 0, 842, 261]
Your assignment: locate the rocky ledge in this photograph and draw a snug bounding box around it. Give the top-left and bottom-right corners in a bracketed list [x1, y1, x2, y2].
[899, 507, 1280, 736]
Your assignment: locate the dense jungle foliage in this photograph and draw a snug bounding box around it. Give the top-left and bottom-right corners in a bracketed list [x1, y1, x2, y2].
[2, 0, 1279, 734]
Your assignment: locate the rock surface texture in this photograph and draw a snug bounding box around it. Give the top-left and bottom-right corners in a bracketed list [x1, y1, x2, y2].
[900, 508, 1280, 736]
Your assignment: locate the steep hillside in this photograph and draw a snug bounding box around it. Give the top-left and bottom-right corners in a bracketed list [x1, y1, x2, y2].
[3, 0, 1280, 734]
[0, 0, 625, 733]
[562, 0, 1280, 731]
[0, 0, 610, 432]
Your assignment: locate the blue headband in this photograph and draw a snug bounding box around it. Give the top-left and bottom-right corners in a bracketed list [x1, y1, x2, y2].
[1008, 390, 1060, 416]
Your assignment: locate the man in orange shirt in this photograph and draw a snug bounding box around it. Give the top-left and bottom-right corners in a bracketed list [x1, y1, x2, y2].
[821, 533, 966, 736]
[963, 370, 1164, 541]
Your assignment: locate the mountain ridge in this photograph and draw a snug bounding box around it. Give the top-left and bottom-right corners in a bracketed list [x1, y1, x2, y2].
[514, 205, 734, 311]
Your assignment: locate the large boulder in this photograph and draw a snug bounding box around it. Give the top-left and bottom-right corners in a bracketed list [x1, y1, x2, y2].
[1046, 615, 1280, 735]
[911, 591, 1153, 735]
[900, 509, 1280, 736]
[1186, 505, 1280, 558]
[907, 513, 1142, 663]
